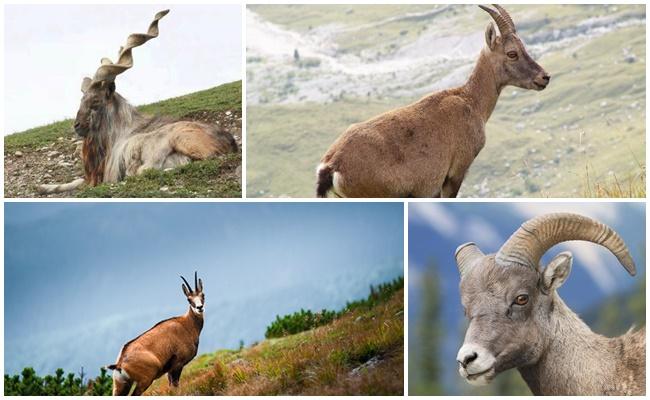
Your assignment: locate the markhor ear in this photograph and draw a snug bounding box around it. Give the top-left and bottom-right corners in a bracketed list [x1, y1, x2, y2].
[542, 251, 573, 292]
[81, 77, 92, 93]
[103, 81, 116, 98]
[485, 22, 498, 51]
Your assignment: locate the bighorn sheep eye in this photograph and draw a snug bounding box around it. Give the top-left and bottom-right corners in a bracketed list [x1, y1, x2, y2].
[514, 294, 529, 305]
[507, 51, 518, 59]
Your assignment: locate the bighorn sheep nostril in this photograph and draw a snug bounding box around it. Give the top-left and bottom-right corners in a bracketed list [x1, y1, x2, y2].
[461, 352, 478, 368]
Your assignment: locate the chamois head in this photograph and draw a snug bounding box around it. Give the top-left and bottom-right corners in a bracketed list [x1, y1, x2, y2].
[454, 213, 635, 386]
[181, 271, 205, 315]
[479, 4, 550, 91]
[74, 9, 169, 137]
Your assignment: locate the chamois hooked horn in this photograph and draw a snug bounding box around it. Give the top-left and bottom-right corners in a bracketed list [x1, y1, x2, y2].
[496, 213, 636, 276]
[455, 242, 485, 278]
[180, 275, 193, 294]
[492, 4, 516, 33]
[194, 271, 198, 292]
[479, 4, 513, 37]
[91, 9, 169, 84]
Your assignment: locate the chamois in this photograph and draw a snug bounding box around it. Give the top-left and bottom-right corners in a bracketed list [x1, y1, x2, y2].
[316, 4, 550, 198]
[107, 272, 205, 395]
[454, 213, 645, 395]
[38, 10, 237, 195]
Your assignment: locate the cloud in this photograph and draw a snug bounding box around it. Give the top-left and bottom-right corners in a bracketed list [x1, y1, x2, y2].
[409, 203, 458, 238]
[462, 216, 503, 251]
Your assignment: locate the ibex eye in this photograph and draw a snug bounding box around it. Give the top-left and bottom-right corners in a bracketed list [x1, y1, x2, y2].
[515, 294, 529, 305]
[507, 51, 518, 59]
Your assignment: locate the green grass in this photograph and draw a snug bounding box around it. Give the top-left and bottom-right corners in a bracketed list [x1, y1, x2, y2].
[77, 154, 241, 198]
[146, 287, 404, 396]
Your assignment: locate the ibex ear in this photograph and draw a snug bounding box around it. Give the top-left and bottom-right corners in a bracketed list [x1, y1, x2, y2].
[81, 77, 92, 93]
[542, 251, 572, 292]
[485, 22, 498, 51]
[182, 283, 191, 297]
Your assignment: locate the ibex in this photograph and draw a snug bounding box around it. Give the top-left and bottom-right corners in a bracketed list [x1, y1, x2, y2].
[316, 5, 550, 198]
[107, 272, 205, 395]
[38, 10, 237, 195]
[454, 213, 645, 395]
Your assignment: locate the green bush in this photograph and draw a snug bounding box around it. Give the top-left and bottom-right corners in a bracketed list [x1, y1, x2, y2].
[265, 276, 403, 339]
[4, 367, 112, 396]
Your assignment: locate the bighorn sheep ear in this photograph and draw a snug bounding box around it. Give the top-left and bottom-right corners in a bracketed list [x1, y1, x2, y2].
[485, 22, 498, 51]
[81, 77, 92, 93]
[542, 251, 573, 292]
[455, 242, 484, 278]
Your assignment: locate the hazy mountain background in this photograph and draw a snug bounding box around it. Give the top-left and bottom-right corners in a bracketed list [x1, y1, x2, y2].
[246, 4, 645, 198]
[4, 203, 403, 377]
[408, 202, 645, 395]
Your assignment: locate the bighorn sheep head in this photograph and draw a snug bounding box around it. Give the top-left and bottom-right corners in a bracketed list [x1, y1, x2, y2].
[74, 9, 169, 137]
[181, 271, 205, 315]
[479, 4, 550, 91]
[454, 213, 635, 385]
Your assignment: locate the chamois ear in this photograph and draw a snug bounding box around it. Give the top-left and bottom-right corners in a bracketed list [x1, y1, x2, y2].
[81, 77, 92, 93]
[198, 278, 203, 292]
[182, 283, 191, 297]
[485, 22, 498, 51]
[542, 251, 572, 292]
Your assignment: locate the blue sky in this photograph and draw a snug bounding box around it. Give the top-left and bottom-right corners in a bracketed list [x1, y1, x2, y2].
[5, 202, 403, 376]
[5, 5, 242, 134]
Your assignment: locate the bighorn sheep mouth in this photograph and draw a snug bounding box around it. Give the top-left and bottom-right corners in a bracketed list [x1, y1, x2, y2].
[533, 81, 548, 90]
[459, 366, 496, 386]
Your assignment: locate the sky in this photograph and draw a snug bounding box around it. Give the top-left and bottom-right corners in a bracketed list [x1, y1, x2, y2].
[408, 202, 645, 394]
[4, 202, 404, 376]
[5, 5, 242, 134]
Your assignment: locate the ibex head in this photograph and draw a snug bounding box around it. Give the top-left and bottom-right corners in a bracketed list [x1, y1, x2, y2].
[74, 9, 169, 137]
[454, 213, 635, 385]
[181, 271, 205, 315]
[479, 4, 550, 91]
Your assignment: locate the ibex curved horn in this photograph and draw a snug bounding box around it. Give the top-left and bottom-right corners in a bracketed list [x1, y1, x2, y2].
[91, 9, 169, 83]
[496, 213, 636, 276]
[479, 4, 513, 36]
[492, 4, 516, 33]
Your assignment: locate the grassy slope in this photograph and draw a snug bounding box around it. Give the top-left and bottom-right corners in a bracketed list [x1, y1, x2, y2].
[146, 289, 404, 396]
[247, 5, 645, 198]
[5, 80, 242, 198]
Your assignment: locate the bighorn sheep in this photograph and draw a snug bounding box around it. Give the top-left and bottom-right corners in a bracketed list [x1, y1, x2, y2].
[316, 5, 550, 198]
[38, 10, 237, 195]
[107, 272, 205, 395]
[454, 213, 645, 395]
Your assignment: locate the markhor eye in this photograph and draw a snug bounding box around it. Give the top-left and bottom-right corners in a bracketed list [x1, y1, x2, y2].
[507, 51, 518, 59]
[515, 294, 529, 305]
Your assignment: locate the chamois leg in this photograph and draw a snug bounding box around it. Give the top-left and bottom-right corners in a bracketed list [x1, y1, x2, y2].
[130, 379, 153, 396]
[112, 378, 133, 396]
[167, 367, 183, 388]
